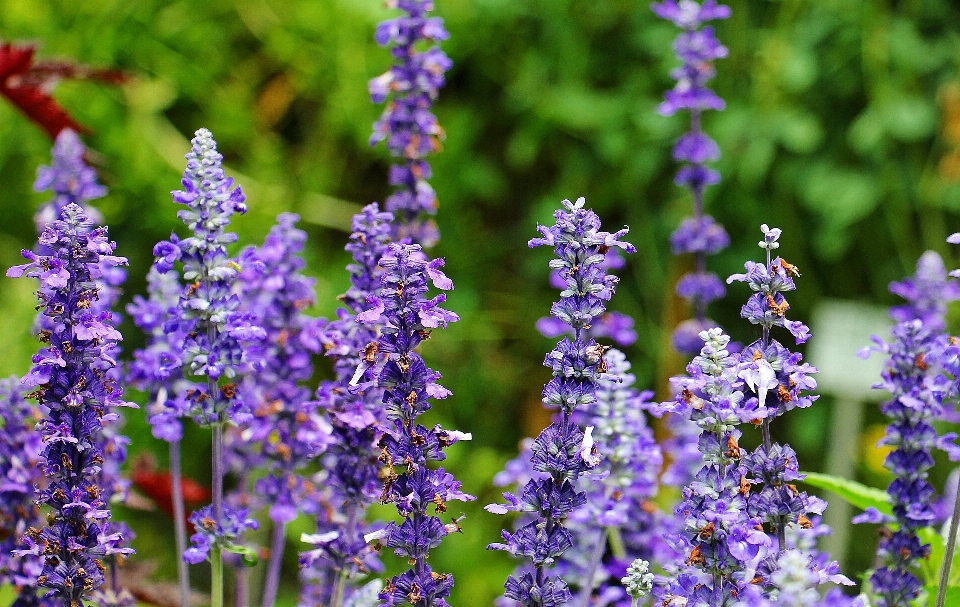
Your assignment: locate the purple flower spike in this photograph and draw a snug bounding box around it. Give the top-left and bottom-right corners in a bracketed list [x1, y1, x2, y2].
[347, 241, 470, 607]
[854, 250, 960, 607]
[299, 204, 395, 607]
[8, 203, 135, 606]
[661, 226, 854, 605]
[33, 129, 106, 232]
[0, 378, 45, 605]
[658, 328, 772, 604]
[370, 0, 452, 245]
[232, 213, 333, 523]
[654, 0, 732, 357]
[153, 128, 265, 424]
[489, 198, 634, 607]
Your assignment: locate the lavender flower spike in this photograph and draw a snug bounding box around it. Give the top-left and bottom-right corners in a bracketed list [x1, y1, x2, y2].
[153, 128, 265, 607]
[299, 204, 393, 607]
[233, 213, 334, 607]
[854, 251, 960, 607]
[354, 242, 472, 607]
[7, 203, 134, 606]
[370, 0, 452, 245]
[0, 378, 45, 607]
[33, 128, 106, 232]
[658, 328, 770, 606]
[488, 197, 635, 607]
[653, 0, 732, 354]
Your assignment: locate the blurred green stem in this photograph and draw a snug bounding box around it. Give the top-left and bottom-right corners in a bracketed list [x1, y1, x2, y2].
[608, 526, 626, 560]
[211, 415, 225, 607]
[577, 528, 608, 607]
[937, 482, 960, 607]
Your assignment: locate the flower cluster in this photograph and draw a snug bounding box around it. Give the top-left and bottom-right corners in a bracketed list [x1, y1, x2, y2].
[653, 0, 732, 355]
[659, 226, 858, 605]
[0, 378, 44, 606]
[658, 328, 769, 606]
[299, 204, 394, 607]
[854, 251, 960, 606]
[488, 197, 635, 607]
[733, 549, 868, 607]
[7, 203, 134, 606]
[369, 0, 452, 246]
[33, 129, 106, 233]
[152, 128, 264, 422]
[182, 505, 259, 565]
[151, 128, 265, 598]
[236, 213, 331, 525]
[355, 242, 471, 607]
[229, 213, 333, 607]
[536, 251, 639, 348]
[727, 226, 822, 556]
[127, 266, 190, 442]
[493, 349, 666, 607]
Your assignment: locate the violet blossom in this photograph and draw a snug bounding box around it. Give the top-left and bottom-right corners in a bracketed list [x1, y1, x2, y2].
[493, 349, 667, 607]
[152, 128, 265, 604]
[7, 203, 134, 606]
[726, 225, 852, 599]
[33, 130, 134, 607]
[231, 213, 333, 607]
[369, 0, 452, 245]
[298, 204, 394, 607]
[33, 129, 106, 233]
[0, 378, 45, 607]
[657, 328, 769, 606]
[854, 251, 960, 607]
[653, 0, 732, 355]
[488, 197, 635, 607]
[351, 242, 470, 607]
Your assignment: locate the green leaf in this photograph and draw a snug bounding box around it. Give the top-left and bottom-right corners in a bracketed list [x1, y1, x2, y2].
[919, 526, 946, 585]
[922, 584, 960, 607]
[800, 472, 892, 514]
[223, 544, 259, 567]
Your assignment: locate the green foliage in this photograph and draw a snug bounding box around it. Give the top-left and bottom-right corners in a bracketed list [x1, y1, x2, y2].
[0, 0, 959, 603]
[801, 471, 892, 515]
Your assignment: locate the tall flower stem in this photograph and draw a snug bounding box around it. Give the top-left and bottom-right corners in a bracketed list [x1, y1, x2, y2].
[938, 487, 960, 607]
[328, 505, 359, 607]
[211, 411, 225, 607]
[261, 521, 287, 607]
[576, 528, 608, 607]
[170, 435, 190, 607]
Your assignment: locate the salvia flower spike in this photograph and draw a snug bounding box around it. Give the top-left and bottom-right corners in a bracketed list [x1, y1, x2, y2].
[856, 250, 960, 607]
[232, 213, 333, 607]
[33, 128, 106, 232]
[300, 204, 394, 607]
[0, 378, 45, 606]
[653, 0, 732, 355]
[369, 0, 452, 245]
[492, 349, 667, 606]
[8, 203, 134, 606]
[487, 197, 635, 607]
[658, 327, 770, 606]
[152, 128, 265, 607]
[353, 241, 472, 607]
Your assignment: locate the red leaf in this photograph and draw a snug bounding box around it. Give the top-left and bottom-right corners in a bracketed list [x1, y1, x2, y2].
[0, 41, 127, 139]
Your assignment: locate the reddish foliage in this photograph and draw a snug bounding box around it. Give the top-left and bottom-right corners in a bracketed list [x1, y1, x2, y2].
[130, 457, 211, 530]
[0, 41, 126, 139]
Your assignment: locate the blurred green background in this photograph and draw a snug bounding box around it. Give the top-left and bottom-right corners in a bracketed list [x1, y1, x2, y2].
[2, 0, 960, 604]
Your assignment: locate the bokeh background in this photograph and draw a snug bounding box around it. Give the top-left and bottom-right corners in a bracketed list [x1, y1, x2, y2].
[2, 0, 960, 604]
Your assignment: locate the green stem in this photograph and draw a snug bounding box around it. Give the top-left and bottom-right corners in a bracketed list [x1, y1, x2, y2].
[937, 481, 960, 607]
[607, 527, 626, 560]
[212, 544, 223, 607]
